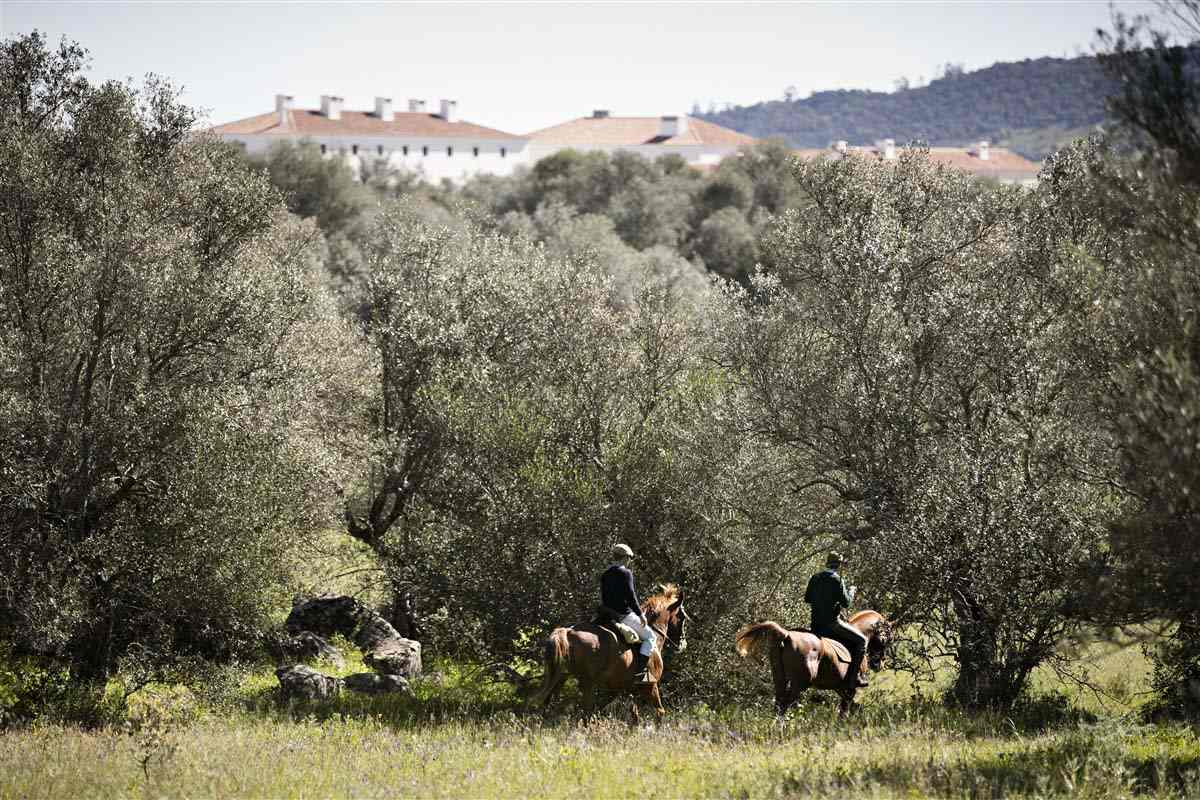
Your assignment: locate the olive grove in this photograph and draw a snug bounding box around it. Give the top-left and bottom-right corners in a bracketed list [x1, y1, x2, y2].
[4, 22, 1200, 722]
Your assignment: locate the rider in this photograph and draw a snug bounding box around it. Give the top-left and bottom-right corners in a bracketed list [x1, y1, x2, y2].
[804, 551, 868, 688]
[600, 543, 657, 684]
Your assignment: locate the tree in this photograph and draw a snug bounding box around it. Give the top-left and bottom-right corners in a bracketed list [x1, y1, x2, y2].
[692, 207, 758, 282]
[255, 139, 373, 238]
[0, 33, 361, 690]
[343, 207, 619, 635]
[710, 149, 1119, 708]
[1092, 1, 1200, 715]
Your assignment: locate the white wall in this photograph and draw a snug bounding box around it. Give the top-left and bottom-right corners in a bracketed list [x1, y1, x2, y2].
[220, 133, 744, 182]
[219, 134, 531, 183]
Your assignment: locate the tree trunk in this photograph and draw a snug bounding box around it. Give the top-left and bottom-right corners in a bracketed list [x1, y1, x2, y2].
[386, 580, 420, 641]
[950, 595, 1025, 709]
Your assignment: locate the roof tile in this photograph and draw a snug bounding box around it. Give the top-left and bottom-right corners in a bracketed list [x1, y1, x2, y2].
[527, 116, 755, 147]
[211, 108, 519, 140]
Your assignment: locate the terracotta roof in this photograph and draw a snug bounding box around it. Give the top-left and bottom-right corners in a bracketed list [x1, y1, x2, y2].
[527, 115, 755, 148]
[211, 109, 519, 140]
[793, 144, 1040, 179]
[925, 146, 1041, 178]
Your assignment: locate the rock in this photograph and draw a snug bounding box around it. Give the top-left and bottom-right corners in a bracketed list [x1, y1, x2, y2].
[286, 595, 362, 638]
[344, 672, 411, 695]
[275, 665, 342, 701]
[285, 593, 421, 679]
[351, 613, 405, 653]
[269, 631, 345, 669]
[364, 638, 422, 678]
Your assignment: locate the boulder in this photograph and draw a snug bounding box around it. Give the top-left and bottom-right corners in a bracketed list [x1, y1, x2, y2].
[286, 595, 362, 638]
[364, 638, 422, 678]
[275, 665, 342, 701]
[351, 613, 405, 653]
[344, 672, 411, 695]
[269, 631, 345, 669]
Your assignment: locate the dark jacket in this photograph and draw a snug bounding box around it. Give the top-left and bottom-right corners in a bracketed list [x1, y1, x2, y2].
[804, 569, 851, 628]
[601, 564, 640, 616]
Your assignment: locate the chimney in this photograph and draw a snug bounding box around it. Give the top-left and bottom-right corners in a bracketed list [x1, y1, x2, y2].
[320, 95, 344, 120]
[977, 140, 990, 161]
[658, 115, 687, 139]
[275, 94, 294, 127]
[439, 99, 457, 123]
[374, 96, 394, 122]
[879, 138, 897, 160]
[408, 98, 427, 113]
[592, 109, 611, 119]
[833, 140, 848, 155]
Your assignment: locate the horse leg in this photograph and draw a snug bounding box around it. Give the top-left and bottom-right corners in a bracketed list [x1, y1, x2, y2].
[578, 678, 597, 721]
[837, 688, 856, 718]
[530, 670, 565, 711]
[644, 683, 665, 726]
[770, 647, 792, 718]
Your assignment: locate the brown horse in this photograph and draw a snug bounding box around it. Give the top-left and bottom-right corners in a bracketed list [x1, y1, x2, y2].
[529, 584, 689, 723]
[735, 610, 890, 716]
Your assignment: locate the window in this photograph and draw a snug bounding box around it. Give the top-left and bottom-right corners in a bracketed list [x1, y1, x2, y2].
[422, 145, 428, 157]
[447, 146, 453, 157]
[377, 145, 384, 156]
[501, 147, 507, 158]
[352, 144, 359, 155]
[402, 145, 409, 156]
[320, 143, 327, 154]
[473, 146, 479, 157]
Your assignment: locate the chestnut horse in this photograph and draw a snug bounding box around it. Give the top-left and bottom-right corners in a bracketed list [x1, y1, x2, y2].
[735, 610, 890, 716]
[529, 584, 689, 723]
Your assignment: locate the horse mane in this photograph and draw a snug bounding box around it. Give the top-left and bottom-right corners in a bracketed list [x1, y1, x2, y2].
[642, 583, 680, 619]
[849, 609, 885, 634]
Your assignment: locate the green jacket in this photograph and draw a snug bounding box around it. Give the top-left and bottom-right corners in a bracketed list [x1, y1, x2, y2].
[804, 569, 851, 628]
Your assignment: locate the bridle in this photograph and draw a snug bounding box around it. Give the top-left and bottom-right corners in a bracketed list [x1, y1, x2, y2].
[648, 604, 690, 652]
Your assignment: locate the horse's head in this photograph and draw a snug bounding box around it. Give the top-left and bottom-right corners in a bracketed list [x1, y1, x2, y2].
[645, 583, 690, 653]
[866, 616, 891, 672]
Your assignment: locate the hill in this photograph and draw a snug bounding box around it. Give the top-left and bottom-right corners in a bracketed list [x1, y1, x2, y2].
[696, 54, 1115, 160]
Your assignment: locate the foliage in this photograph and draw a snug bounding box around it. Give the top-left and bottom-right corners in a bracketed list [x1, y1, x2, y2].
[0, 32, 363, 695]
[1090, 0, 1200, 718]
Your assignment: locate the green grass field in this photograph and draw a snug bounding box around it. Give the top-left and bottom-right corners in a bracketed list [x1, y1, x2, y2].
[2, 635, 1198, 800]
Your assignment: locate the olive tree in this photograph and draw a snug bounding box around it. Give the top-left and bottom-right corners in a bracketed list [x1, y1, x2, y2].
[346, 209, 778, 690]
[1089, 2, 1200, 714]
[0, 33, 362, 689]
[709, 149, 1122, 708]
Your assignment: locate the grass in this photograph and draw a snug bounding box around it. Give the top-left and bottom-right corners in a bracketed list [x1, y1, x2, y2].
[2, 699, 1197, 799]
[1, 636, 1195, 799]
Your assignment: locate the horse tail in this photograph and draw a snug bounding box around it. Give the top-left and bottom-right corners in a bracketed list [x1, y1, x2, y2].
[734, 621, 791, 660]
[546, 627, 571, 671]
[529, 627, 571, 708]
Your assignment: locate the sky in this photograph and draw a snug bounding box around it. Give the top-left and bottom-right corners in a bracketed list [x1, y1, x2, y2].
[0, 0, 1158, 135]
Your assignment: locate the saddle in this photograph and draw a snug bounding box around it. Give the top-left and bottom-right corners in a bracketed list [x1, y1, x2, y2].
[592, 605, 641, 649]
[790, 627, 853, 664]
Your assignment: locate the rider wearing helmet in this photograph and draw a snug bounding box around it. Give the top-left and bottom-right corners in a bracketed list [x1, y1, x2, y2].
[804, 551, 868, 688]
[600, 543, 657, 684]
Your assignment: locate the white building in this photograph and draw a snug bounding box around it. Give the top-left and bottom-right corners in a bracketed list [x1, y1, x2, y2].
[795, 139, 1041, 186]
[212, 94, 529, 182]
[526, 110, 756, 167]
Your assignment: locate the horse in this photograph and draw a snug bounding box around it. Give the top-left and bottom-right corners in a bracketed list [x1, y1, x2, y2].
[735, 610, 890, 717]
[528, 584, 689, 724]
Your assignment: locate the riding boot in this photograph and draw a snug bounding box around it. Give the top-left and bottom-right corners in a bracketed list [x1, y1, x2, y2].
[632, 651, 656, 684]
[844, 654, 869, 688]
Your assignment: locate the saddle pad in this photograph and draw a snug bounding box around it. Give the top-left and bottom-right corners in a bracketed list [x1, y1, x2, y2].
[821, 638, 853, 664]
[596, 621, 640, 646]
